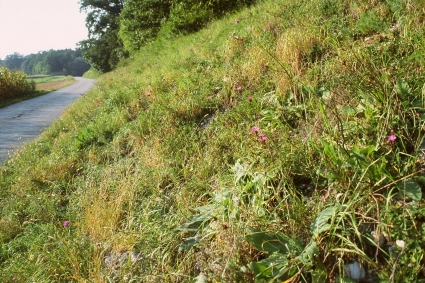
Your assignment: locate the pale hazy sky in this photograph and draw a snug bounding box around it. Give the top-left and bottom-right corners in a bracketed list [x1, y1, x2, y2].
[0, 0, 88, 59]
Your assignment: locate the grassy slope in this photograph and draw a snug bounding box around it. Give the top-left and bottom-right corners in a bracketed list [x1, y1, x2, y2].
[1, 0, 425, 282]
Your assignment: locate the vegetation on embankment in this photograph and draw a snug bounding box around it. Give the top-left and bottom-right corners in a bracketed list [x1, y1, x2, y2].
[1, 0, 425, 282]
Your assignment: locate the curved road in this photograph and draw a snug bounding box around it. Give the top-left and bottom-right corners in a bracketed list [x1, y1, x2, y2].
[0, 77, 96, 164]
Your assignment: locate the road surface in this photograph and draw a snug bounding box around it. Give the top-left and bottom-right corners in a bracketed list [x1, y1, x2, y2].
[0, 77, 96, 164]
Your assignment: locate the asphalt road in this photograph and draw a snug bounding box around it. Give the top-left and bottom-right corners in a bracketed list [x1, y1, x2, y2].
[0, 77, 96, 164]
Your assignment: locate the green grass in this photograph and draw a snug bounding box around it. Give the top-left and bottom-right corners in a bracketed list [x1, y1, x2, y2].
[82, 68, 102, 79]
[26, 75, 74, 84]
[1, 0, 425, 282]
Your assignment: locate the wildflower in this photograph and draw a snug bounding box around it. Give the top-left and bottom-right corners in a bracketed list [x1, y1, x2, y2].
[388, 130, 396, 142]
[388, 134, 396, 142]
[236, 86, 242, 91]
[247, 96, 252, 101]
[378, 68, 387, 72]
[130, 151, 135, 156]
[235, 19, 239, 24]
[12, 277, 17, 281]
[63, 221, 69, 227]
[251, 126, 259, 133]
[259, 133, 267, 142]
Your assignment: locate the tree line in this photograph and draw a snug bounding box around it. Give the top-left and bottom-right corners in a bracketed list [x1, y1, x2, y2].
[0, 49, 91, 77]
[78, 0, 257, 73]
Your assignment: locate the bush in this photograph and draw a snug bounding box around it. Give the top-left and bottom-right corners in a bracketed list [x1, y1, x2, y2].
[168, 0, 256, 33]
[119, 0, 171, 53]
[0, 67, 33, 100]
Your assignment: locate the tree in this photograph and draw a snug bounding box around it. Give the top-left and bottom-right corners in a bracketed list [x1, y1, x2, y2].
[78, 0, 128, 73]
[65, 57, 91, 76]
[18, 49, 90, 75]
[21, 54, 37, 74]
[119, 0, 171, 53]
[3, 53, 25, 70]
[79, 26, 126, 73]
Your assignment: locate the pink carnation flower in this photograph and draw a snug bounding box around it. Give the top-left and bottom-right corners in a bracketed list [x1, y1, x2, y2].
[258, 133, 267, 142]
[388, 129, 396, 142]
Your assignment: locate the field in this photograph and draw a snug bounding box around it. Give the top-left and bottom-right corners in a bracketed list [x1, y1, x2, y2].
[27, 75, 76, 92]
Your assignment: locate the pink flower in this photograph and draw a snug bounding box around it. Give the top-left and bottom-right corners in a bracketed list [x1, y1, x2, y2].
[236, 86, 242, 91]
[259, 133, 267, 142]
[378, 68, 387, 72]
[63, 221, 69, 227]
[235, 19, 239, 24]
[252, 126, 259, 133]
[388, 129, 396, 142]
[247, 96, 252, 101]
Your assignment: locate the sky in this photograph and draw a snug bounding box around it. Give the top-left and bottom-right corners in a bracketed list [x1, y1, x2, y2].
[0, 0, 88, 59]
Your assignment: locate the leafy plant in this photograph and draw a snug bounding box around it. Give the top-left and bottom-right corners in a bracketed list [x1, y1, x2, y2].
[0, 67, 34, 100]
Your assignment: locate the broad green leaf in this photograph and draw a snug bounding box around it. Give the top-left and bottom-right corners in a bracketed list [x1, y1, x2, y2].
[245, 229, 302, 254]
[233, 161, 248, 184]
[396, 78, 411, 99]
[248, 261, 270, 277]
[194, 204, 216, 213]
[311, 206, 338, 238]
[176, 214, 212, 232]
[397, 178, 422, 201]
[338, 105, 357, 116]
[317, 87, 331, 100]
[350, 150, 367, 162]
[178, 236, 200, 251]
[249, 253, 297, 281]
[297, 241, 318, 267]
[312, 261, 329, 283]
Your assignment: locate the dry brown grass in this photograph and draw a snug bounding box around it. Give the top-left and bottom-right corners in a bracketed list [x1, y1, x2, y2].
[35, 80, 76, 91]
[79, 167, 139, 250]
[274, 27, 323, 98]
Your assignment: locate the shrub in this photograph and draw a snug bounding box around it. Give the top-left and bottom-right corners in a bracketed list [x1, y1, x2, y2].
[0, 67, 33, 100]
[167, 0, 256, 34]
